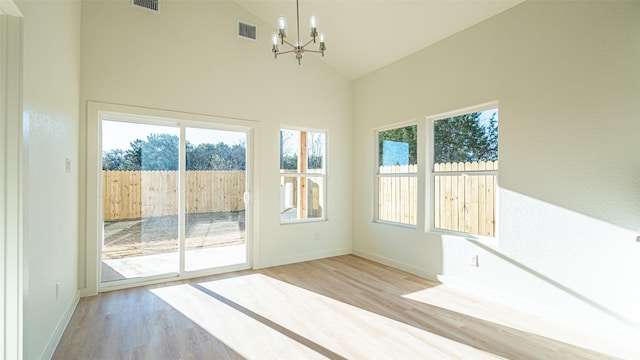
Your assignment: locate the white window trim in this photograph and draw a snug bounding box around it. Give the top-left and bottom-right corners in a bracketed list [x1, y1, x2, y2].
[425, 101, 499, 124]
[279, 127, 328, 224]
[426, 101, 499, 242]
[373, 121, 419, 228]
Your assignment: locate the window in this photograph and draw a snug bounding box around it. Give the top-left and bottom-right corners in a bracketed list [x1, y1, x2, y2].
[432, 108, 498, 237]
[280, 128, 326, 222]
[375, 124, 418, 226]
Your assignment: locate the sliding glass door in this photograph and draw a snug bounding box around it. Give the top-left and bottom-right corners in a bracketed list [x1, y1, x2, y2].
[100, 117, 250, 286]
[101, 121, 180, 282]
[184, 127, 247, 272]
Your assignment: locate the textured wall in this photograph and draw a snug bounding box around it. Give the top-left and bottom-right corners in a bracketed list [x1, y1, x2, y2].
[353, 0, 640, 330]
[17, 0, 81, 358]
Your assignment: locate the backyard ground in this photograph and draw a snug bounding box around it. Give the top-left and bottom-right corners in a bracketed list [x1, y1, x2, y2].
[102, 211, 245, 259]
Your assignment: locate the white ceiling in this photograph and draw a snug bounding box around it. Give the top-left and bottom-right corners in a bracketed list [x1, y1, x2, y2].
[234, 0, 525, 79]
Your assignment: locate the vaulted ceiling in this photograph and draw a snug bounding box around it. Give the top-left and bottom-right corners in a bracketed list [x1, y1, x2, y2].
[234, 0, 525, 79]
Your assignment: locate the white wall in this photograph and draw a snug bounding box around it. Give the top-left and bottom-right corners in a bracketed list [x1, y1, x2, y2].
[353, 0, 640, 331]
[79, 0, 352, 292]
[16, 0, 81, 359]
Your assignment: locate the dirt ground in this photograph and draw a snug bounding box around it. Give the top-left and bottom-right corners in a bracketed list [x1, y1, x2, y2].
[102, 211, 245, 259]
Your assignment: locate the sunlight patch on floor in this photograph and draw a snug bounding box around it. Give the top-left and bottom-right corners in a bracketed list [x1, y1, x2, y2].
[151, 283, 327, 359]
[402, 285, 640, 359]
[193, 274, 504, 359]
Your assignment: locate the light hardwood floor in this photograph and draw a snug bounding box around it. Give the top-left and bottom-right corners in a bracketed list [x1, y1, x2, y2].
[53, 255, 637, 359]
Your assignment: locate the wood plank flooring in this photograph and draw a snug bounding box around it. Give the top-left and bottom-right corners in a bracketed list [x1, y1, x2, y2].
[53, 255, 638, 359]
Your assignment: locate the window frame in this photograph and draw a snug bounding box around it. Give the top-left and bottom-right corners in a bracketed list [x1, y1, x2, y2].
[374, 121, 418, 228]
[426, 102, 499, 240]
[279, 126, 328, 224]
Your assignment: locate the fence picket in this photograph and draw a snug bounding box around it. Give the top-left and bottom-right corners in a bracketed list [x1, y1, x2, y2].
[478, 161, 487, 236]
[430, 161, 497, 236]
[103, 170, 245, 221]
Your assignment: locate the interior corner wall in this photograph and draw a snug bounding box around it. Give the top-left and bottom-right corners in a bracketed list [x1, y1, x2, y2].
[79, 0, 353, 293]
[16, 0, 81, 359]
[353, 0, 640, 330]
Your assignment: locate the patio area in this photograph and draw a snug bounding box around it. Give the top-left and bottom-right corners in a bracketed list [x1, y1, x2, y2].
[101, 211, 246, 282]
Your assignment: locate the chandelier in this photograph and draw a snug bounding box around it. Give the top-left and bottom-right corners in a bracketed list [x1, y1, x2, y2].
[271, 0, 326, 65]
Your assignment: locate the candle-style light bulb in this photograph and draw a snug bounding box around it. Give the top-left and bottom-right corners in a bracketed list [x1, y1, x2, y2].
[309, 15, 318, 40]
[319, 32, 326, 55]
[277, 16, 286, 30]
[271, 33, 278, 46]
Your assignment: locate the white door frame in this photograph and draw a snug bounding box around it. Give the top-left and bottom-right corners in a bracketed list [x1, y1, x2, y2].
[84, 101, 259, 295]
[1, 5, 24, 359]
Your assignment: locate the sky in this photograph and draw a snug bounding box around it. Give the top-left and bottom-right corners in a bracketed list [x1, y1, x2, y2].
[102, 121, 246, 152]
[478, 109, 498, 128]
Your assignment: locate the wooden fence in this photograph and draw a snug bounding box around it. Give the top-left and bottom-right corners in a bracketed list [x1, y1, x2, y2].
[378, 161, 498, 237]
[378, 164, 418, 225]
[103, 171, 245, 221]
[434, 161, 497, 237]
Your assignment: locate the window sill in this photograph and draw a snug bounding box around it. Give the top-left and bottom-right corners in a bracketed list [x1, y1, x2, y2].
[428, 228, 499, 248]
[373, 219, 417, 230]
[280, 217, 327, 225]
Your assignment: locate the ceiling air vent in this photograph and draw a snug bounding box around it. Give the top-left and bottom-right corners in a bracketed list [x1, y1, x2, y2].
[132, 0, 159, 13]
[238, 21, 257, 41]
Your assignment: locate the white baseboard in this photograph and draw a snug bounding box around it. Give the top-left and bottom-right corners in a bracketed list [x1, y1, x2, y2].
[40, 290, 80, 360]
[79, 287, 97, 298]
[253, 248, 352, 269]
[352, 249, 439, 282]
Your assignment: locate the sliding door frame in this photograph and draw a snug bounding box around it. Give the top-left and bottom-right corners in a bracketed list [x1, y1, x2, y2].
[85, 102, 258, 294]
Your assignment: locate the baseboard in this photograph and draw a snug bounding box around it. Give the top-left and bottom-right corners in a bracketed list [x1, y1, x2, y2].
[40, 289, 80, 360]
[253, 248, 352, 269]
[79, 286, 97, 298]
[352, 249, 439, 282]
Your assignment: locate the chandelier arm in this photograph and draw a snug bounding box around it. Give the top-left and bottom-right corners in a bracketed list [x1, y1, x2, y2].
[304, 50, 324, 54]
[300, 38, 315, 48]
[281, 39, 298, 48]
[276, 49, 297, 56]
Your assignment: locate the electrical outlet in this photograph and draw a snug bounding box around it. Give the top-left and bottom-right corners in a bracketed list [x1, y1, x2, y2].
[470, 254, 479, 267]
[56, 281, 61, 300]
[65, 158, 71, 173]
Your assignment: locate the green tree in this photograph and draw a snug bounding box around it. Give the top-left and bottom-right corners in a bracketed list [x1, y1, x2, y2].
[102, 149, 126, 170]
[103, 134, 247, 171]
[123, 139, 144, 170]
[187, 142, 246, 170]
[228, 142, 246, 170]
[187, 142, 215, 170]
[281, 154, 298, 170]
[434, 112, 498, 163]
[308, 155, 323, 169]
[140, 133, 180, 170]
